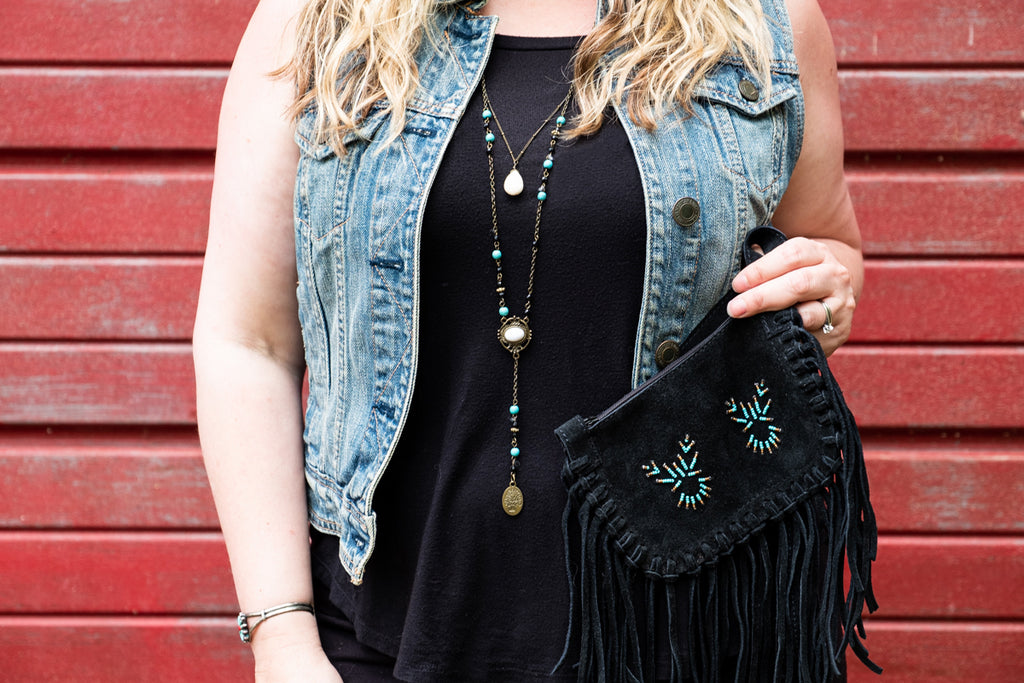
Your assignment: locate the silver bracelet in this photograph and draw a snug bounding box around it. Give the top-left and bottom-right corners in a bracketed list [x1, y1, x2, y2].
[237, 601, 314, 643]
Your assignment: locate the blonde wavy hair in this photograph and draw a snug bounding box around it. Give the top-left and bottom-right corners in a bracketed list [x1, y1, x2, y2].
[283, 0, 774, 152]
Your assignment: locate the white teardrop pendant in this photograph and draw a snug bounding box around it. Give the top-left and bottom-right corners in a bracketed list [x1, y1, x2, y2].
[503, 168, 524, 196]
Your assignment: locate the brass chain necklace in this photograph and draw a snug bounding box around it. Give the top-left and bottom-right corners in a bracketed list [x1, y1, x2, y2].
[484, 79, 574, 196]
[480, 77, 573, 516]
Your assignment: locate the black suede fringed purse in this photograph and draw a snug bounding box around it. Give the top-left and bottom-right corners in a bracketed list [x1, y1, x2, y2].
[554, 227, 880, 682]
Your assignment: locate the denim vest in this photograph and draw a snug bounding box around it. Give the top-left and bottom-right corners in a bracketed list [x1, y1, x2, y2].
[293, 0, 804, 583]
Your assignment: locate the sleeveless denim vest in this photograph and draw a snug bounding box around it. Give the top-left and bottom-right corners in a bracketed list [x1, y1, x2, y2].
[293, 0, 804, 583]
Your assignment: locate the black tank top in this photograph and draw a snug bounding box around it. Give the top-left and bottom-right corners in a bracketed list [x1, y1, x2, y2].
[311, 34, 646, 682]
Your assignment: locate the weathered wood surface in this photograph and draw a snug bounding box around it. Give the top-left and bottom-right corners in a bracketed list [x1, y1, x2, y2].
[1, 617, 1020, 683]
[0, 157, 211, 254]
[0, 617, 252, 683]
[872, 537, 1024, 619]
[0, 258, 201, 340]
[847, 157, 1024, 256]
[3, 1, 1019, 67]
[822, 0, 1024, 66]
[0, 68, 226, 150]
[2, 532, 235, 613]
[839, 70, 1024, 152]
[3, 157, 1021, 256]
[2, 345, 1018, 428]
[829, 347, 1024, 429]
[3, 69, 1022, 151]
[0, 433, 216, 529]
[3, 431, 1020, 532]
[1, 257, 1017, 342]
[0, 344, 196, 425]
[2, 531, 1019, 619]
[0, 0, 256, 64]
[865, 439, 1024, 533]
[846, 622, 1024, 683]
[851, 260, 1024, 343]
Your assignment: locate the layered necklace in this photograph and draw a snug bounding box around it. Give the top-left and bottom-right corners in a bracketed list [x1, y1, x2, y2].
[480, 77, 573, 517]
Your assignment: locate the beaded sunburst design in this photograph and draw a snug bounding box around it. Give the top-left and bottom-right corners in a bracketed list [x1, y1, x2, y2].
[725, 380, 782, 454]
[641, 435, 712, 510]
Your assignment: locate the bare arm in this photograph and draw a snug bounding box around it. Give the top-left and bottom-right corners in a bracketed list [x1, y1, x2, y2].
[193, 0, 341, 679]
[727, 0, 862, 355]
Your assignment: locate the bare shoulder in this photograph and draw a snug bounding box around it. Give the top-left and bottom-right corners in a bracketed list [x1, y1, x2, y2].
[229, 0, 307, 88]
[772, 0, 857, 246]
[784, 0, 838, 83]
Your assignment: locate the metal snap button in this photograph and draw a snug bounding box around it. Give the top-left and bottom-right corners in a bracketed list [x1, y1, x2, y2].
[672, 197, 700, 227]
[738, 79, 760, 102]
[655, 339, 680, 368]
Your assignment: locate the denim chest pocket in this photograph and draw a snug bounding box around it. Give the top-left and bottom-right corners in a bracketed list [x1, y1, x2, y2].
[293, 106, 389, 240]
[693, 65, 801, 195]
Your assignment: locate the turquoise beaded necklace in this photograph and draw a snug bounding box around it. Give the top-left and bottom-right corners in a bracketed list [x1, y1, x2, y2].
[480, 77, 573, 517]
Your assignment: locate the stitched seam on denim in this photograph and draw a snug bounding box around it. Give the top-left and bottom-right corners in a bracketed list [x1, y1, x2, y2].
[723, 164, 785, 195]
[398, 132, 425, 188]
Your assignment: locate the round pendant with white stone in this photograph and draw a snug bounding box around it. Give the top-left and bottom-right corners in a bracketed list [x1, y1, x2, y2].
[503, 168, 524, 196]
[498, 316, 531, 353]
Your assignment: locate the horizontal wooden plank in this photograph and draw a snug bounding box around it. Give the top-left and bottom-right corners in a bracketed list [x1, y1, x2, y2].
[2, 428, 1020, 533]
[2, 1, 1019, 67]
[840, 70, 1024, 152]
[1, 616, 1019, 682]
[0, 617, 251, 683]
[4, 69, 1022, 151]
[830, 346, 1024, 429]
[0, 258, 201, 340]
[1, 532, 234, 613]
[0, 434, 217, 529]
[822, 0, 1024, 65]
[3, 156, 1019, 256]
[847, 621, 1024, 683]
[7, 257, 1018, 343]
[0, 345, 1018, 428]
[4, 531, 1019, 618]
[0, 344, 196, 425]
[867, 442, 1024, 533]
[872, 537, 1024, 619]
[0, 68, 226, 150]
[0, 159, 211, 253]
[847, 160, 1024, 256]
[0, 0, 255, 64]
[852, 260, 1024, 343]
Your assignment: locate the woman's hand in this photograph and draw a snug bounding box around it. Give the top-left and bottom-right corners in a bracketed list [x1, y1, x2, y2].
[255, 643, 342, 683]
[727, 236, 857, 355]
[251, 613, 343, 683]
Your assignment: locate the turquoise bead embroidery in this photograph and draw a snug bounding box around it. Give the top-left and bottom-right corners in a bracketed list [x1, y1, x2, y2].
[725, 381, 782, 455]
[641, 436, 712, 510]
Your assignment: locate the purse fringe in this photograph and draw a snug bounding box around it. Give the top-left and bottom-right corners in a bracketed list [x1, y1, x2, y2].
[556, 312, 880, 682]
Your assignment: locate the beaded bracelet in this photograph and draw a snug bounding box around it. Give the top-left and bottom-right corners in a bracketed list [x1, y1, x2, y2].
[237, 601, 314, 643]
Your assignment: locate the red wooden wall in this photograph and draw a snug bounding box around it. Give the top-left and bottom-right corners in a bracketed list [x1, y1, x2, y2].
[1, 1, 1022, 680]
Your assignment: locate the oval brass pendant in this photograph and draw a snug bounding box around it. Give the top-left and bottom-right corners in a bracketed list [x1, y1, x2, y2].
[502, 485, 524, 516]
[498, 316, 532, 353]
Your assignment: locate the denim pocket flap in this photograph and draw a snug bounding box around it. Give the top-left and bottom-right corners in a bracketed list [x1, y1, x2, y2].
[695, 66, 799, 117]
[294, 105, 388, 160]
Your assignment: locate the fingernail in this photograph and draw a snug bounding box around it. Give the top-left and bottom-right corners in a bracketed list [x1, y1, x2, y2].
[732, 273, 749, 292]
[728, 298, 747, 317]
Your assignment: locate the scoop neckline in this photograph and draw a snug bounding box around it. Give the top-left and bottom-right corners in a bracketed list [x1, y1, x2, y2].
[492, 34, 584, 51]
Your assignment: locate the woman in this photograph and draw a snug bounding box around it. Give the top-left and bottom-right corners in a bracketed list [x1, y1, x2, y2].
[193, 0, 861, 680]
